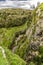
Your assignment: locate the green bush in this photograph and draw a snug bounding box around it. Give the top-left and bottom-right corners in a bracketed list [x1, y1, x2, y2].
[29, 62, 35, 65]
[39, 46, 43, 55]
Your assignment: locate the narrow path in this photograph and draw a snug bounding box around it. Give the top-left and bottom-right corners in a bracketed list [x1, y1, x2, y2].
[0, 46, 6, 58]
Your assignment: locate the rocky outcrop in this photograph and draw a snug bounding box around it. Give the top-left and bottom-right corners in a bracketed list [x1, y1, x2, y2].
[24, 8, 43, 64]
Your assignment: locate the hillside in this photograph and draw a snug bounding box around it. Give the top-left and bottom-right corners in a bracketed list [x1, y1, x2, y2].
[0, 3, 43, 65]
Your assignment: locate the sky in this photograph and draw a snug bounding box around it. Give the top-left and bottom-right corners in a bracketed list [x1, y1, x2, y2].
[0, 0, 43, 9]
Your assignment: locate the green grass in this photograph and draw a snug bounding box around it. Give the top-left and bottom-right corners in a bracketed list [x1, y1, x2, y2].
[0, 47, 26, 65]
[0, 4, 43, 65]
[0, 22, 27, 47]
[0, 8, 31, 27]
[39, 3, 43, 10]
[29, 62, 35, 65]
[4, 47, 26, 65]
[0, 50, 9, 65]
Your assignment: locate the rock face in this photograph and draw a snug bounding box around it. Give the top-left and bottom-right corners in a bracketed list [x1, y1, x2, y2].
[24, 7, 43, 63]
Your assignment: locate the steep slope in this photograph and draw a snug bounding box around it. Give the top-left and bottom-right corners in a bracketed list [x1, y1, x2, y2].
[8, 3, 43, 65]
[0, 8, 31, 65]
[24, 3, 43, 65]
[0, 3, 43, 65]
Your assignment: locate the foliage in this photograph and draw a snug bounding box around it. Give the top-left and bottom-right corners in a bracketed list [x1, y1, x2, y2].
[5, 47, 26, 65]
[0, 3, 43, 65]
[0, 47, 26, 65]
[0, 8, 31, 28]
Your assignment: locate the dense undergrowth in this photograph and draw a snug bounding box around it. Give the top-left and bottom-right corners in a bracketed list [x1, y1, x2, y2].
[0, 8, 31, 27]
[0, 3, 43, 65]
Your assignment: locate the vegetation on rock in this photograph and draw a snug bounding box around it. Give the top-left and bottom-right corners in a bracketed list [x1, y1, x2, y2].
[0, 3, 43, 65]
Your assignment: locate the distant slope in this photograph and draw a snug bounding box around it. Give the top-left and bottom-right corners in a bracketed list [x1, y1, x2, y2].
[0, 8, 31, 27]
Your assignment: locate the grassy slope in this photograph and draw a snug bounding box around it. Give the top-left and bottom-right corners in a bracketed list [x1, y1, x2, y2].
[0, 8, 31, 27]
[0, 22, 27, 65]
[0, 22, 27, 47]
[0, 47, 26, 65]
[0, 8, 29, 65]
[0, 3, 43, 65]
[5, 48, 26, 65]
[0, 49, 9, 65]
